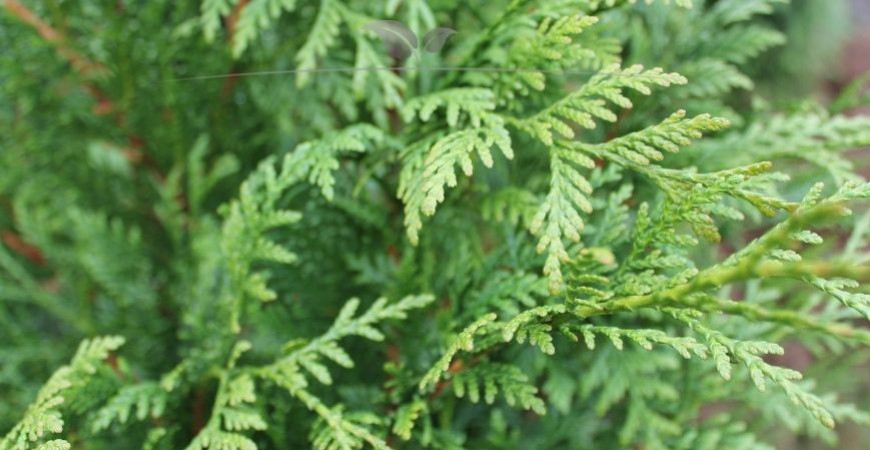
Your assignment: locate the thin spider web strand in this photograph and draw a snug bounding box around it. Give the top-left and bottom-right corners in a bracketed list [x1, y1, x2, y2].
[172, 66, 661, 81]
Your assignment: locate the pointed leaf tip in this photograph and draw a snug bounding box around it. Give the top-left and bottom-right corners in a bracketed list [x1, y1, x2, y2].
[422, 27, 457, 53]
[363, 20, 418, 60]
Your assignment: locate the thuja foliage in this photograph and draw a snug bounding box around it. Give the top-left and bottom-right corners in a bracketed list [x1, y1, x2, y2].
[2, 0, 870, 449]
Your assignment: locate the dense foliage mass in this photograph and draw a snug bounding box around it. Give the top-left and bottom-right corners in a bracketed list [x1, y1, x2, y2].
[1, 0, 869, 449]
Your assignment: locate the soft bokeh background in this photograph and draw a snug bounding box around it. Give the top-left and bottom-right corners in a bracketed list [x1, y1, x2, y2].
[846, 0, 870, 86]
[836, 0, 870, 111]
[778, 1, 870, 448]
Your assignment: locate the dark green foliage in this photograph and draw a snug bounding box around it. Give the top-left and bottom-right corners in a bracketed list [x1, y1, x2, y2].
[1, 1, 869, 449]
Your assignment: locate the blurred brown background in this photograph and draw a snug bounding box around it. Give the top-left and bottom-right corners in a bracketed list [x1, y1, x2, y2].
[779, 1, 870, 449]
[841, 0, 870, 103]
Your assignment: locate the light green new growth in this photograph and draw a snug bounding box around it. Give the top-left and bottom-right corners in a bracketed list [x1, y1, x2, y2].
[0, 337, 125, 450]
[530, 108, 729, 293]
[419, 313, 498, 392]
[399, 103, 513, 244]
[511, 65, 688, 146]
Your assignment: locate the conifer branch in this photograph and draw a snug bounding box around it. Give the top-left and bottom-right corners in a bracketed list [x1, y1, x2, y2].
[3, 2, 868, 449]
